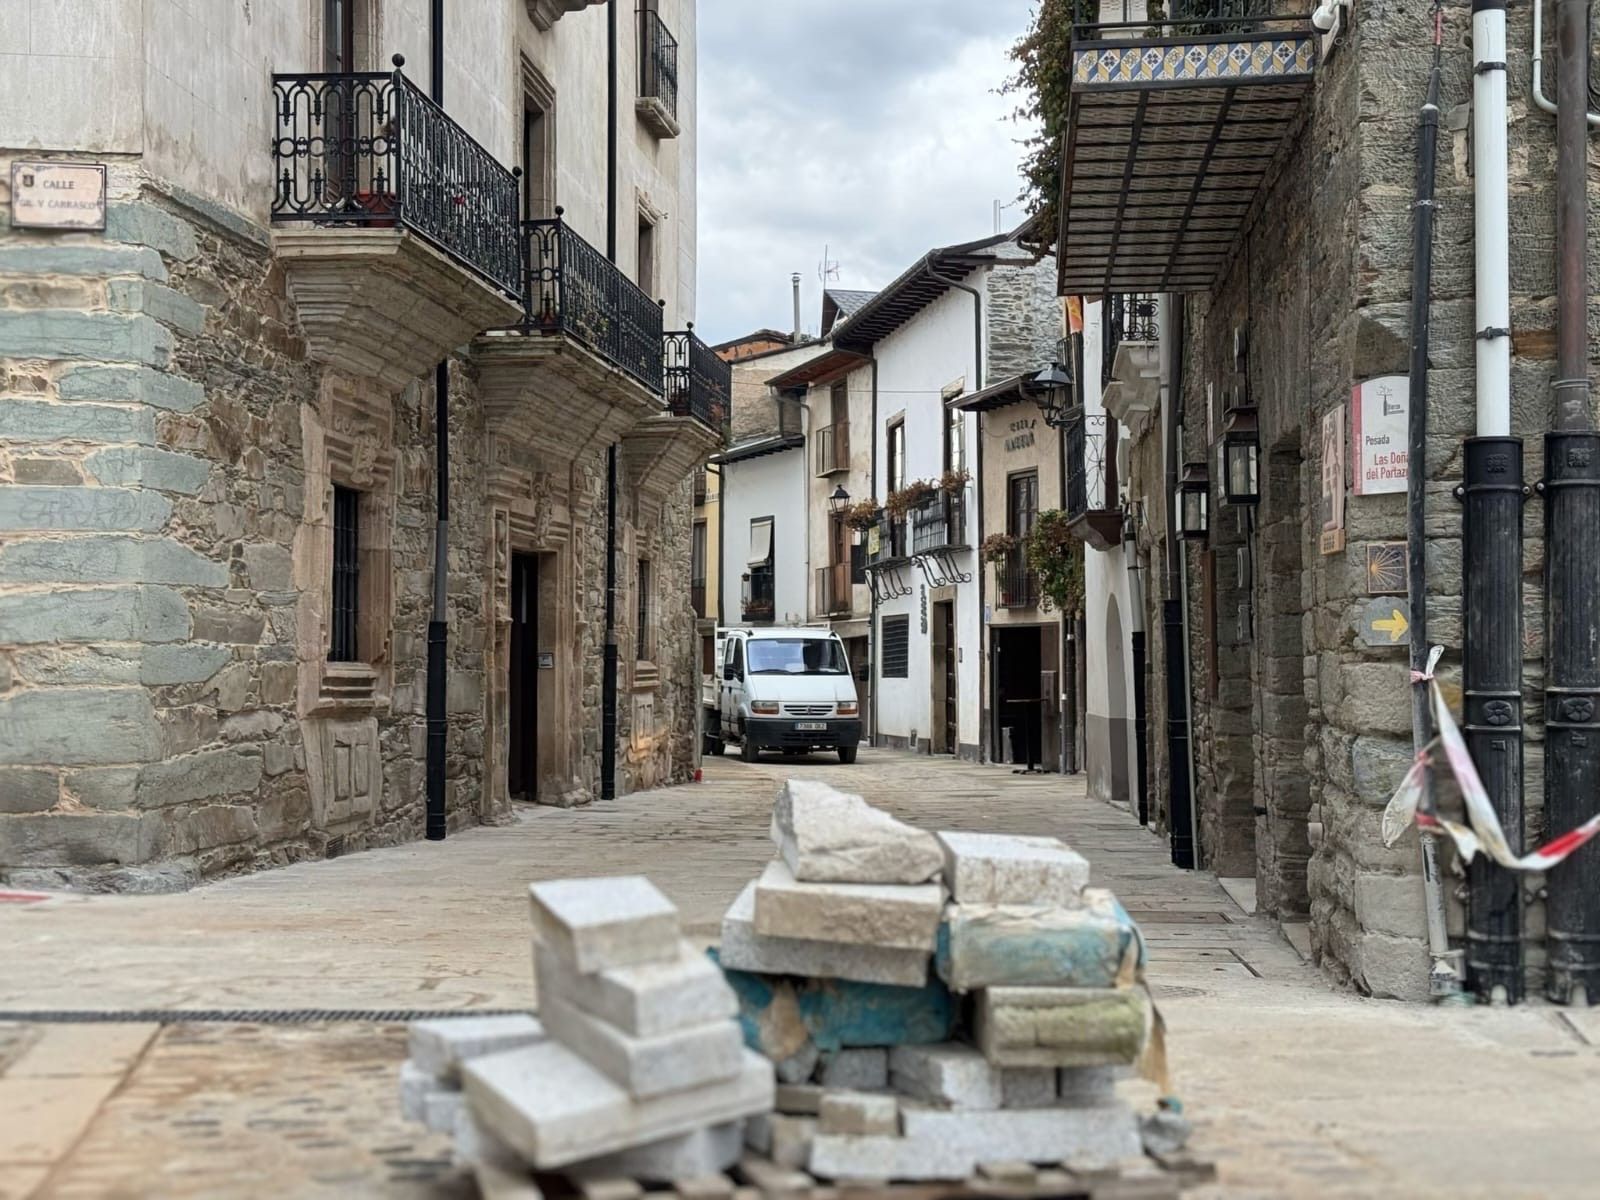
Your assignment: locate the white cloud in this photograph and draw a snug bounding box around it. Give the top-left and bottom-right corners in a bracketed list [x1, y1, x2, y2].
[695, 0, 1039, 343]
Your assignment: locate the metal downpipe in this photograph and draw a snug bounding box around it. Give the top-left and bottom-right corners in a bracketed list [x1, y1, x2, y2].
[423, 0, 448, 841]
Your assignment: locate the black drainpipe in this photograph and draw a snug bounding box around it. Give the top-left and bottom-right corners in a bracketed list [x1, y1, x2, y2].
[424, 0, 448, 841]
[868, 354, 880, 744]
[1163, 301, 1195, 868]
[599, 1, 621, 800]
[1542, 0, 1599, 1006]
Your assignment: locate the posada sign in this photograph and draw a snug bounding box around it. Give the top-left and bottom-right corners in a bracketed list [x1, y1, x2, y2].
[10, 162, 107, 231]
[1351, 374, 1409, 496]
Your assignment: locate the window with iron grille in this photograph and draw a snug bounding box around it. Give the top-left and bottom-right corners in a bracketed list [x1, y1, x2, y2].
[881, 615, 910, 679]
[636, 558, 652, 661]
[330, 485, 361, 662]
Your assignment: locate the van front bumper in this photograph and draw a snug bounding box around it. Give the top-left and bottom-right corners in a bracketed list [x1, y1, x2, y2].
[745, 718, 863, 751]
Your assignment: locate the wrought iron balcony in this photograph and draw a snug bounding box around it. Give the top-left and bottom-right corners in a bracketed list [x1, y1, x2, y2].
[867, 514, 909, 566]
[743, 569, 776, 623]
[815, 422, 850, 476]
[269, 61, 524, 389]
[665, 328, 731, 433]
[691, 578, 707, 621]
[519, 211, 664, 395]
[1066, 410, 1123, 551]
[997, 548, 1039, 610]
[1102, 293, 1159, 385]
[1059, 1, 1316, 294]
[910, 491, 969, 556]
[272, 64, 520, 297]
[815, 562, 854, 618]
[637, 10, 681, 138]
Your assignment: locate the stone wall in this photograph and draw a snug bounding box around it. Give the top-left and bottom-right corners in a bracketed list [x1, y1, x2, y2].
[0, 169, 699, 890]
[986, 256, 1061, 384]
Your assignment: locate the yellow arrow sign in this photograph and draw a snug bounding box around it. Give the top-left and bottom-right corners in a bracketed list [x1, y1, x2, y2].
[1373, 609, 1409, 642]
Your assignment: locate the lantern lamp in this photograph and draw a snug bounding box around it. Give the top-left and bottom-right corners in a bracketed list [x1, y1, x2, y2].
[1179, 461, 1210, 541]
[829, 485, 850, 515]
[1221, 402, 1260, 505]
[1028, 362, 1076, 429]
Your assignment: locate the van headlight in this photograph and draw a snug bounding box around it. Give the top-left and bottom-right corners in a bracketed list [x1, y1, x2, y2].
[750, 701, 779, 716]
[836, 702, 858, 717]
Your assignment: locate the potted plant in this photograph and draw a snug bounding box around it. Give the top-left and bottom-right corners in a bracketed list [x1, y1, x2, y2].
[980, 532, 1018, 565]
[843, 499, 881, 533]
[1025, 509, 1085, 613]
[939, 466, 971, 495]
[885, 479, 936, 520]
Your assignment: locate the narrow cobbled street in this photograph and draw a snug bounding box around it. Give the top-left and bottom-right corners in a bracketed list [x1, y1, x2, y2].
[3, 752, 1596, 1198]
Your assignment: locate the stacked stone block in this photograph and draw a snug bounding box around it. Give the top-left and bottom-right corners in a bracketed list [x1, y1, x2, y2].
[720, 781, 1154, 1183]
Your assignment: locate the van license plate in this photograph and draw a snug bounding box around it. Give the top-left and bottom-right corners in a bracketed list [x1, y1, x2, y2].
[795, 721, 827, 731]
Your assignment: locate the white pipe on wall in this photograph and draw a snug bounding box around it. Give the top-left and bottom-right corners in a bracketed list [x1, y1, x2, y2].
[1531, 0, 1600, 127]
[1473, 2, 1513, 438]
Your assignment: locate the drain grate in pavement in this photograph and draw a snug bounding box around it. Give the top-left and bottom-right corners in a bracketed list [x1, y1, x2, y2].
[0, 1008, 537, 1024]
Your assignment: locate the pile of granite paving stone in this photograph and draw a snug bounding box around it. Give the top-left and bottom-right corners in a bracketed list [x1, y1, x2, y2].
[717, 779, 1158, 1183]
[398, 779, 1167, 1193]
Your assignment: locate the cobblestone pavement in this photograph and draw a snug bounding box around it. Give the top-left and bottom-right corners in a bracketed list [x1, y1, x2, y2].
[3, 749, 1597, 1198]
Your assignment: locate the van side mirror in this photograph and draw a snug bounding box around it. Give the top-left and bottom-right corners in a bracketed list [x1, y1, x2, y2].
[723, 663, 737, 682]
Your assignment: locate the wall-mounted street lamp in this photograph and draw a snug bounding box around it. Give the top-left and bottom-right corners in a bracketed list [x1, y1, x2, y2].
[1179, 462, 1211, 540]
[1221, 400, 1260, 506]
[1027, 363, 1076, 429]
[829, 485, 851, 515]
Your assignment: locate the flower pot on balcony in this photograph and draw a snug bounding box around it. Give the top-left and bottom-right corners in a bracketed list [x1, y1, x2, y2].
[354, 190, 397, 227]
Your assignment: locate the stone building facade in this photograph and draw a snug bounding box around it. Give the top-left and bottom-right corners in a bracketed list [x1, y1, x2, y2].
[1061, 1, 1600, 999]
[0, 0, 719, 890]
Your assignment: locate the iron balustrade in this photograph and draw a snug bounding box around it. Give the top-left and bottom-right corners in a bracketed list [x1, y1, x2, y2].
[743, 570, 775, 622]
[997, 548, 1039, 610]
[521, 212, 664, 394]
[815, 563, 853, 616]
[639, 10, 680, 121]
[691, 578, 707, 620]
[271, 63, 521, 298]
[1067, 411, 1117, 518]
[1072, 0, 1280, 36]
[665, 329, 731, 428]
[1102, 293, 1160, 385]
[815, 422, 850, 475]
[911, 491, 968, 555]
[868, 514, 909, 565]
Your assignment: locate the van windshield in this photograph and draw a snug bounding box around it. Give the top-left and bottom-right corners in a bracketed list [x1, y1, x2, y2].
[747, 638, 849, 676]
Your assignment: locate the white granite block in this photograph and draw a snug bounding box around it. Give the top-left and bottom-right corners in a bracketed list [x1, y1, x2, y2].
[540, 993, 744, 1099]
[472, 1161, 546, 1200]
[569, 1120, 745, 1184]
[771, 778, 943, 884]
[751, 860, 943, 952]
[898, 1101, 1143, 1164]
[768, 1113, 817, 1170]
[452, 1106, 524, 1170]
[1057, 1066, 1121, 1104]
[719, 882, 931, 987]
[400, 1060, 468, 1133]
[818, 1047, 888, 1091]
[535, 939, 736, 1038]
[408, 1014, 546, 1081]
[890, 1042, 1003, 1110]
[819, 1090, 899, 1136]
[529, 876, 680, 973]
[936, 832, 1089, 906]
[463, 1041, 773, 1170]
[1000, 1068, 1058, 1109]
[774, 1083, 824, 1114]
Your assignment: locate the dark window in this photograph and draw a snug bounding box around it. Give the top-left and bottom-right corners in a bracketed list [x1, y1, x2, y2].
[945, 408, 965, 475]
[881, 615, 910, 679]
[851, 541, 866, 585]
[637, 215, 656, 299]
[324, 0, 355, 72]
[886, 420, 905, 493]
[636, 558, 652, 661]
[330, 485, 361, 662]
[829, 380, 847, 425]
[1007, 471, 1039, 538]
[521, 62, 556, 220]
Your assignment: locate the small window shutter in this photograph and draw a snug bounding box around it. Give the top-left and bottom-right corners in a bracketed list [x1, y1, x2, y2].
[748, 519, 774, 567]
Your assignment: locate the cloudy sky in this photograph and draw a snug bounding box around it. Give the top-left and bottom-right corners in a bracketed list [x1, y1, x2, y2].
[694, 1, 1039, 345]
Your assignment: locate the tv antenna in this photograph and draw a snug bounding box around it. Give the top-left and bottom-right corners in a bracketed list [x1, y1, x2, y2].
[817, 244, 841, 285]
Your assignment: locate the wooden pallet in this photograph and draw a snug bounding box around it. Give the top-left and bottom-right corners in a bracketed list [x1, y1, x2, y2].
[482, 1150, 1216, 1200]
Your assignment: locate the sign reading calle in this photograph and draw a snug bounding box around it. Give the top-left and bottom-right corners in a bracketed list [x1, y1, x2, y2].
[1351, 375, 1409, 495]
[10, 162, 107, 230]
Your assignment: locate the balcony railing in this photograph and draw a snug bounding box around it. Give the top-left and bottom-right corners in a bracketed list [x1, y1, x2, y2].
[743, 569, 775, 623]
[815, 562, 853, 617]
[997, 547, 1039, 610]
[1072, 0, 1276, 36]
[1066, 411, 1123, 551]
[868, 514, 909, 565]
[815, 422, 850, 475]
[665, 328, 731, 430]
[691, 578, 707, 621]
[910, 491, 968, 556]
[639, 10, 679, 122]
[271, 63, 521, 297]
[1102, 293, 1159, 386]
[518, 210, 664, 394]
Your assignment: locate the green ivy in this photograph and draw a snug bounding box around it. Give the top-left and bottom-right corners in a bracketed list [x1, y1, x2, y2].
[1025, 509, 1085, 614]
[999, 0, 1086, 249]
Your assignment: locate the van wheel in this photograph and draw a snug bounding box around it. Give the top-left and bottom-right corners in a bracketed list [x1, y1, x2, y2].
[740, 734, 759, 763]
[837, 745, 858, 764]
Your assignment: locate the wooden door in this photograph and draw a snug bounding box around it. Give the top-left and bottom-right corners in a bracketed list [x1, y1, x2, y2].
[935, 602, 957, 755]
[508, 553, 538, 799]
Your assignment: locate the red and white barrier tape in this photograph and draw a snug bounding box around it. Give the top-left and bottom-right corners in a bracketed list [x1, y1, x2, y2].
[1382, 646, 1600, 871]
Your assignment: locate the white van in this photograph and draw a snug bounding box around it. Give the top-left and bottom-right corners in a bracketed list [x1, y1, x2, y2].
[703, 626, 862, 764]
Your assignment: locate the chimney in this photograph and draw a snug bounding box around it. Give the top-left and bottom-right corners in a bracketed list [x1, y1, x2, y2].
[792, 273, 803, 344]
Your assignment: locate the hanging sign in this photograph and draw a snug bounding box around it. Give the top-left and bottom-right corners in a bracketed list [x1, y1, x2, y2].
[1319, 404, 1347, 555]
[1351, 375, 1410, 495]
[9, 162, 107, 230]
